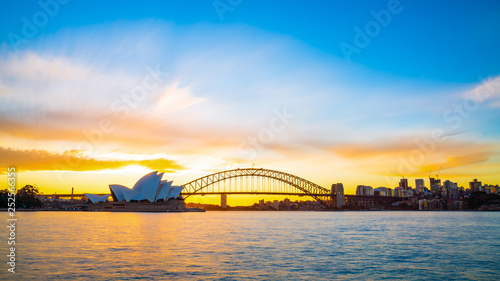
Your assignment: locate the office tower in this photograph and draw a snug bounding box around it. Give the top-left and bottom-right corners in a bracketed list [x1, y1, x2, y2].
[399, 178, 408, 189]
[469, 179, 482, 192]
[394, 188, 402, 197]
[356, 185, 374, 196]
[415, 179, 424, 194]
[386, 188, 393, 197]
[377, 187, 388, 196]
[443, 180, 459, 198]
[429, 177, 441, 194]
[356, 185, 364, 195]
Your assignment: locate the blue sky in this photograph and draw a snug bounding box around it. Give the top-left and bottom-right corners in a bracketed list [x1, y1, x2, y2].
[0, 0, 499, 194]
[2, 0, 500, 82]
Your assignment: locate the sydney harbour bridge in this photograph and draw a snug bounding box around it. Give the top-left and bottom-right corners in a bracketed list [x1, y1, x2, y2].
[181, 168, 332, 205]
[180, 168, 399, 208]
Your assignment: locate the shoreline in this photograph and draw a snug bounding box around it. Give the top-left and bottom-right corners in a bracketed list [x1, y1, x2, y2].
[2, 208, 498, 212]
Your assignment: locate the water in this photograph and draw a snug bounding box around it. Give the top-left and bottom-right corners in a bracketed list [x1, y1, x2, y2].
[1, 211, 499, 280]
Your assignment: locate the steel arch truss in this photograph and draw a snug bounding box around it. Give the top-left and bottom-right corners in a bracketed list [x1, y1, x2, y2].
[181, 168, 331, 204]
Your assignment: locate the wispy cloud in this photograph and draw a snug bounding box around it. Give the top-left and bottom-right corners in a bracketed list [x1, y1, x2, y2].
[153, 80, 207, 114]
[0, 147, 184, 173]
[463, 75, 500, 107]
[326, 138, 497, 177]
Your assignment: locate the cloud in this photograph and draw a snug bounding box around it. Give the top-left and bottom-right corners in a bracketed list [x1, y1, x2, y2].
[1, 52, 92, 82]
[325, 138, 498, 177]
[418, 154, 490, 175]
[1, 22, 303, 155]
[153, 80, 207, 114]
[463, 75, 500, 107]
[0, 147, 185, 173]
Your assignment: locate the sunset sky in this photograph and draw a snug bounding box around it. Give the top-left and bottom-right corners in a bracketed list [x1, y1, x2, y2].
[1, 0, 499, 205]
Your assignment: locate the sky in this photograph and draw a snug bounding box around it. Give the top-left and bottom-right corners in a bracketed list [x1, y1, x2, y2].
[1, 0, 499, 205]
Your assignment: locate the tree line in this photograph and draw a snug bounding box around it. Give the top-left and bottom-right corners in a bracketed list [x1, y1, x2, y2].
[0, 185, 42, 209]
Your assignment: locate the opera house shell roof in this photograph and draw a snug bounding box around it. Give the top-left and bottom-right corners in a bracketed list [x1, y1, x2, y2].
[84, 193, 111, 204]
[108, 171, 184, 203]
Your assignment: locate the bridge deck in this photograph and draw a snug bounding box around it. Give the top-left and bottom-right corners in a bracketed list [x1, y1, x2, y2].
[182, 192, 329, 196]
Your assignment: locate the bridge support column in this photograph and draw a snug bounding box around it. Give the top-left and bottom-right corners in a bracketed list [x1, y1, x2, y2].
[331, 183, 345, 208]
[221, 194, 227, 208]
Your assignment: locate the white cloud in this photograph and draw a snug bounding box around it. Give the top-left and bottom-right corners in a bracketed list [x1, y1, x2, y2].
[154, 81, 207, 114]
[0, 51, 144, 121]
[463, 75, 500, 107]
[1, 52, 92, 82]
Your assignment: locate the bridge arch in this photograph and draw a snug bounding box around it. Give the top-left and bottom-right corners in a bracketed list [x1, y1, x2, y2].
[180, 168, 331, 204]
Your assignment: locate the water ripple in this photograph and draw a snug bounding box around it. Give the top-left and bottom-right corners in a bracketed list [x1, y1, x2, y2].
[0, 211, 499, 280]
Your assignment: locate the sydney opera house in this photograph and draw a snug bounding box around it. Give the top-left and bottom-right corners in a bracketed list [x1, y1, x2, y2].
[85, 171, 187, 212]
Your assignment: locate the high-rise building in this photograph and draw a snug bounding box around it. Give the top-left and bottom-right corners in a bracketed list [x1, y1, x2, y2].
[393, 188, 402, 197]
[221, 194, 227, 208]
[444, 180, 459, 198]
[399, 178, 408, 189]
[356, 185, 364, 195]
[386, 188, 393, 197]
[483, 185, 491, 194]
[401, 189, 409, 197]
[331, 183, 345, 208]
[469, 179, 482, 192]
[377, 187, 388, 196]
[356, 185, 373, 196]
[492, 185, 499, 194]
[443, 180, 451, 192]
[366, 186, 373, 195]
[429, 177, 441, 194]
[415, 179, 424, 194]
[394, 188, 412, 198]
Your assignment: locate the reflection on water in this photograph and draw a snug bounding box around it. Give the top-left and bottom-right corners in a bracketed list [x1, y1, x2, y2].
[1, 211, 499, 280]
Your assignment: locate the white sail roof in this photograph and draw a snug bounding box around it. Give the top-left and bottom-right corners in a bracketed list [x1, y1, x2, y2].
[107, 171, 184, 203]
[168, 186, 184, 199]
[84, 193, 110, 204]
[157, 180, 173, 201]
[109, 185, 129, 202]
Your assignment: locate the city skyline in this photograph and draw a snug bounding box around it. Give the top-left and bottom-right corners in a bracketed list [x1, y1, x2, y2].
[1, 1, 500, 205]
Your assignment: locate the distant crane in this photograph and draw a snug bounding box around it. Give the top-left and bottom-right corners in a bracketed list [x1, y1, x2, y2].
[436, 166, 442, 179]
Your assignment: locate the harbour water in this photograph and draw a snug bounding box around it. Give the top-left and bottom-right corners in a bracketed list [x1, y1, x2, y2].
[1, 211, 499, 280]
